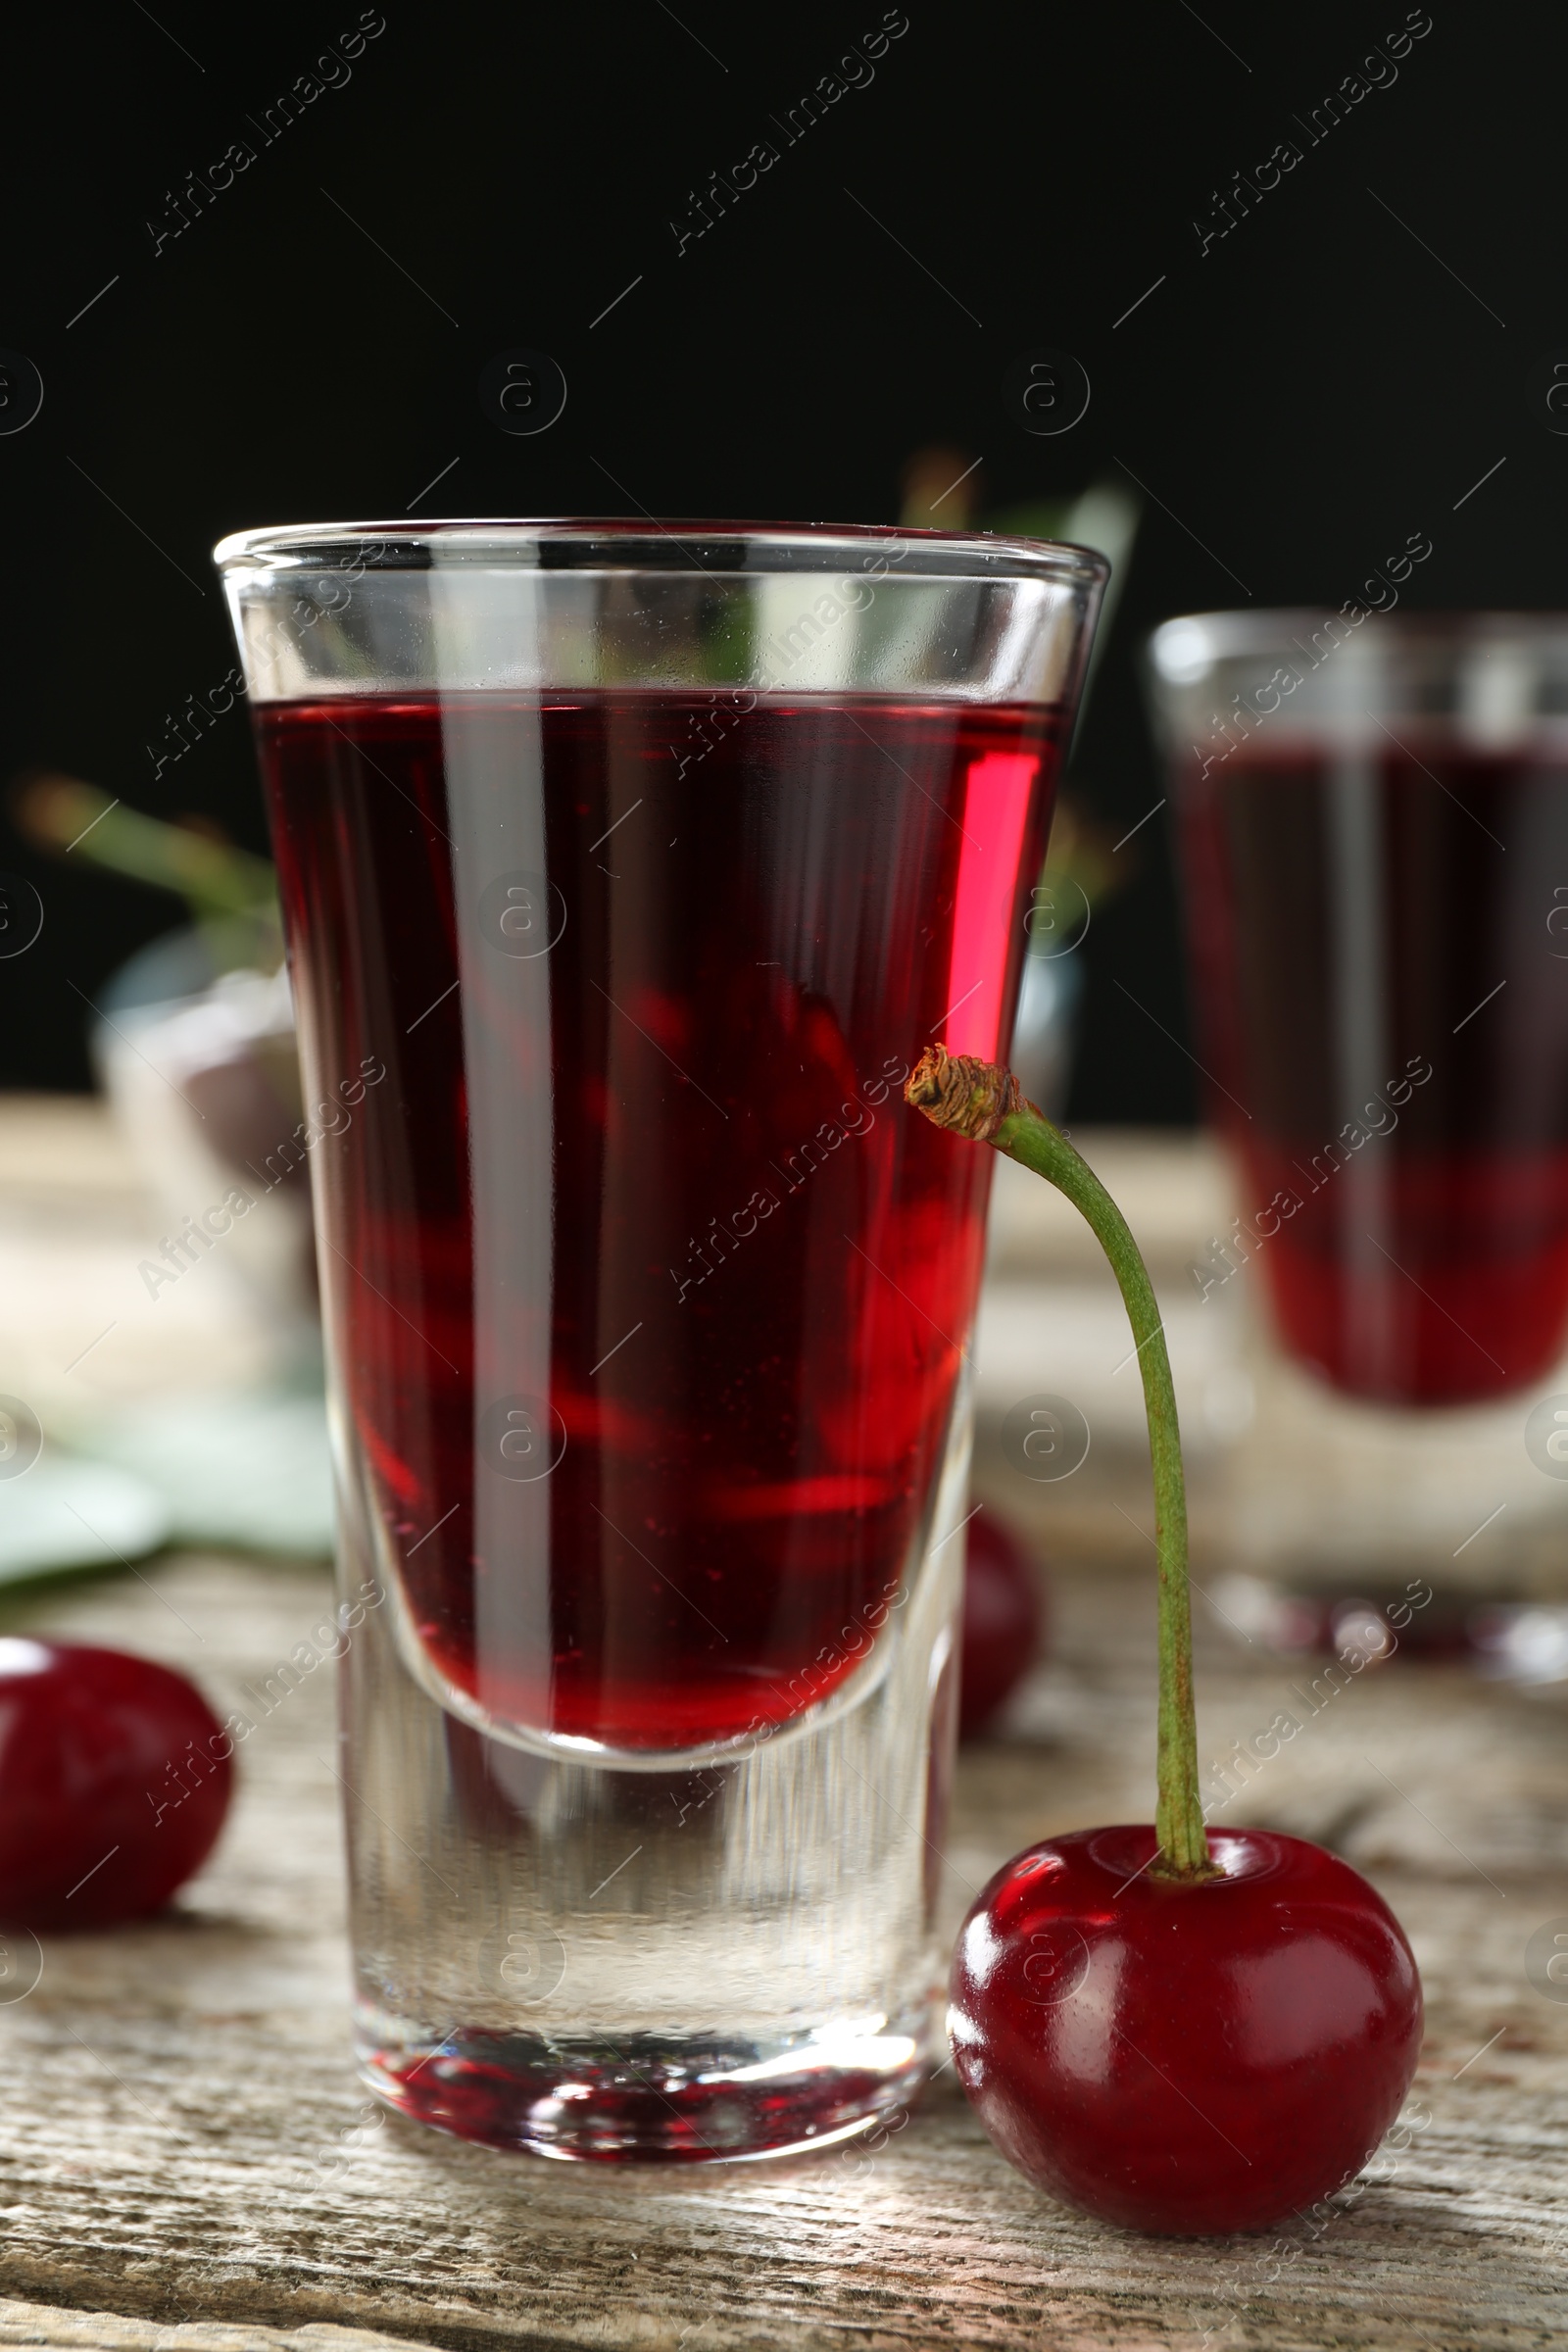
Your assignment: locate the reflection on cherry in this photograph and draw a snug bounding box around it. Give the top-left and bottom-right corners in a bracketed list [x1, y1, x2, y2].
[0, 1640, 233, 1932]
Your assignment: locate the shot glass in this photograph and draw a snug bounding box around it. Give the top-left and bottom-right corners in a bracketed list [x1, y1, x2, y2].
[217, 519, 1104, 2161]
[1149, 610, 1568, 1593]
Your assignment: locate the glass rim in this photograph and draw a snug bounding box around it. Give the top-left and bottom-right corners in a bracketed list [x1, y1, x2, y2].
[212, 514, 1110, 589]
[1150, 607, 1568, 675]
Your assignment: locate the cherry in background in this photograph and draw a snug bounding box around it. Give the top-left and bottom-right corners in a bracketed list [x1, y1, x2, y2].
[959, 1506, 1044, 1740]
[951, 1825, 1423, 2233]
[0, 1640, 233, 1932]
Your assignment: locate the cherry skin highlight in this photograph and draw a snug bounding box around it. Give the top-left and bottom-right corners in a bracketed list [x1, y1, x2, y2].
[0, 1640, 233, 1932]
[951, 1824, 1423, 2234]
[958, 1507, 1044, 1740]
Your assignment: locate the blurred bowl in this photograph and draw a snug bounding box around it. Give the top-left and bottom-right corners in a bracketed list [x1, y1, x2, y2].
[92, 927, 317, 1356]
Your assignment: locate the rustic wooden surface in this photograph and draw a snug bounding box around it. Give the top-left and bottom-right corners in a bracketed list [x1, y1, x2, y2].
[2, 1551, 1565, 2352]
[0, 1102, 1565, 2350]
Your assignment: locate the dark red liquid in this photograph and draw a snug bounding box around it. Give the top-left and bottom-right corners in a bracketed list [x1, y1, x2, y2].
[1181, 737, 1568, 1402]
[259, 693, 1059, 1747]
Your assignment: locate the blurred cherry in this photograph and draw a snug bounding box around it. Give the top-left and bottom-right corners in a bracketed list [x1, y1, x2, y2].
[951, 1824, 1423, 2233]
[959, 1506, 1044, 1740]
[0, 1639, 233, 1931]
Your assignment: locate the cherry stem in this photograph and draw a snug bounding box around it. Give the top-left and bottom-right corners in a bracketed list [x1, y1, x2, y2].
[906, 1045, 1214, 1882]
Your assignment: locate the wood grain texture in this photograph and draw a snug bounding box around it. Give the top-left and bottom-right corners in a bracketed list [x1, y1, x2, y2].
[0, 1553, 1563, 2352]
[0, 1101, 1561, 2347]
[0, 2297, 444, 2352]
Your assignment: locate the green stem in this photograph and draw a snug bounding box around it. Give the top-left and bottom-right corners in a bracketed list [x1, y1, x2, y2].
[15, 774, 277, 922]
[906, 1046, 1214, 1881]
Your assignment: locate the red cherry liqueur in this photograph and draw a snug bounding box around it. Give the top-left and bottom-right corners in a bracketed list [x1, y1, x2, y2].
[258, 691, 1062, 1750]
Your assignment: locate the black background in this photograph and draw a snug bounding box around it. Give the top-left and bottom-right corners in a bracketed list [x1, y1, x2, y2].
[1, 0, 1557, 1115]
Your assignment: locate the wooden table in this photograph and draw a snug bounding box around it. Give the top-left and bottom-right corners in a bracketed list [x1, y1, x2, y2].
[0, 1103, 1564, 2350]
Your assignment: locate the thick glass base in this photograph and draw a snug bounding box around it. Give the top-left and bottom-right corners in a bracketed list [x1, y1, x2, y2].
[334, 1375, 973, 2167]
[362, 2019, 931, 2163]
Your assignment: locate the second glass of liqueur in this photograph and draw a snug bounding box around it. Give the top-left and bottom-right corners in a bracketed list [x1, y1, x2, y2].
[1151, 610, 1568, 1596]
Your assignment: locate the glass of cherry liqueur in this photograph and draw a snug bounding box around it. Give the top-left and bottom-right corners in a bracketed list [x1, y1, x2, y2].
[1150, 612, 1568, 1596]
[216, 520, 1105, 2161]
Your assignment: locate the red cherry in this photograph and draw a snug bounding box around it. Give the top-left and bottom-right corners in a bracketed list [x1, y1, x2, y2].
[0, 1640, 233, 1932]
[951, 1825, 1422, 2233]
[959, 1506, 1044, 1740]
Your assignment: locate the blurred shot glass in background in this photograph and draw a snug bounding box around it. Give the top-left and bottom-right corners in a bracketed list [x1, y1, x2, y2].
[1148, 611, 1568, 1605]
